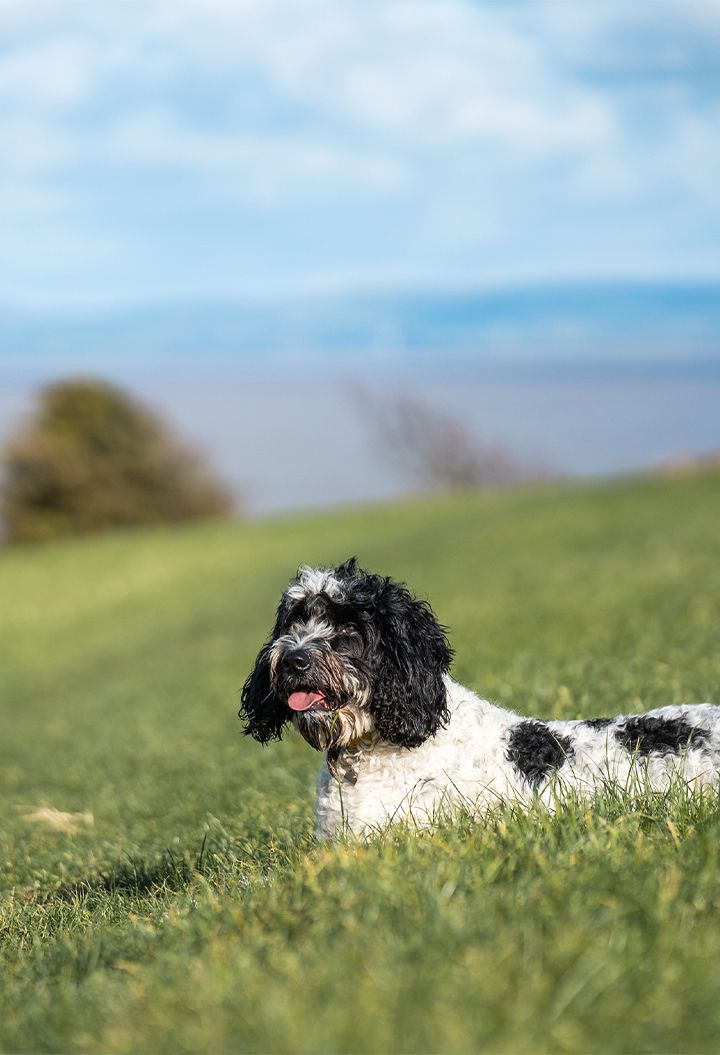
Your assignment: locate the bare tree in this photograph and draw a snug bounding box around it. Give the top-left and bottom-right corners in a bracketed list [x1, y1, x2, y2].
[354, 386, 543, 491]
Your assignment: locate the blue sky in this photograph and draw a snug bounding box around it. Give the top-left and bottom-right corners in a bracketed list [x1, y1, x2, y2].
[1, 0, 720, 311]
[1, 3, 720, 513]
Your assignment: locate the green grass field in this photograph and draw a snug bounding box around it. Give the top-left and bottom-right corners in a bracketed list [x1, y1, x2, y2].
[2, 472, 720, 1053]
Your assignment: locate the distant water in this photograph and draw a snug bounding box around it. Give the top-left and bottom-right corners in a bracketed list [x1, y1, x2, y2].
[2, 367, 718, 515]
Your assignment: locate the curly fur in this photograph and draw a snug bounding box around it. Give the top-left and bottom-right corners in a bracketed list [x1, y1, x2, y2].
[362, 570, 452, 746]
[240, 557, 452, 751]
[240, 559, 720, 839]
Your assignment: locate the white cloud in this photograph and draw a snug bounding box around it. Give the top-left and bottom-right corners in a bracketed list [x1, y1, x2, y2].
[0, 0, 718, 307]
[0, 116, 76, 172]
[0, 35, 96, 107]
[212, 2, 618, 156]
[0, 1, 619, 154]
[105, 109, 406, 202]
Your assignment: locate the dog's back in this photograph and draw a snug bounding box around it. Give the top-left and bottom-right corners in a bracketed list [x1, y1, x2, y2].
[315, 680, 720, 838]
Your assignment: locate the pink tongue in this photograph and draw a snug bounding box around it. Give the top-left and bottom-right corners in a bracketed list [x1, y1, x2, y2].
[287, 690, 326, 712]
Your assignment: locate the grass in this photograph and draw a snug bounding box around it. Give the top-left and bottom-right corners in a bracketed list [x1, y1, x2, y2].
[1, 471, 720, 1053]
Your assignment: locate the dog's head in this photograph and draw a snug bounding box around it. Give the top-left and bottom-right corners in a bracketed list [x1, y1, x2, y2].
[239, 557, 453, 751]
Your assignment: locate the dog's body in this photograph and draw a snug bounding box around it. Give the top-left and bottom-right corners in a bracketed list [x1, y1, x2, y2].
[241, 560, 720, 839]
[313, 678, 720, 838]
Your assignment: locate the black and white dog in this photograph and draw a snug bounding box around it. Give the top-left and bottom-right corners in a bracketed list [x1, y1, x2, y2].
[240, 558, 720, 838]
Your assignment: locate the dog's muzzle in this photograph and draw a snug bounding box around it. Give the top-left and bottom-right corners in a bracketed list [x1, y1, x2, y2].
[278, 647, 334, 713]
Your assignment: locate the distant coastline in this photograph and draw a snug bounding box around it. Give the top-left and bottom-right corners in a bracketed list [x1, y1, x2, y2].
[2, 280, 720, 375]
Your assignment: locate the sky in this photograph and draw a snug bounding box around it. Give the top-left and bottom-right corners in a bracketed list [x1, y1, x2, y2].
[1, 0, 719, 312]
[1, 1, 719, 513]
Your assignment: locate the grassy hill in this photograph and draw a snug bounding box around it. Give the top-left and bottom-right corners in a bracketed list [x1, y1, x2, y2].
[1, 472, 720, 1053]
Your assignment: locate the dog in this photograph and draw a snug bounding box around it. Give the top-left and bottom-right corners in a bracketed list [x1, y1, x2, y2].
[240, 558, 720, 839]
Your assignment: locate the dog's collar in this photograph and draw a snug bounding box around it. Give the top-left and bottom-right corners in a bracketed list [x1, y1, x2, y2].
[326, 734, 378, 785]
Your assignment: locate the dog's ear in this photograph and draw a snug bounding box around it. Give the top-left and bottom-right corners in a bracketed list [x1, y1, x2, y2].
[239, 594, 292, 743]
[239, 640, 288, 743]
[370, 581, 453, 747]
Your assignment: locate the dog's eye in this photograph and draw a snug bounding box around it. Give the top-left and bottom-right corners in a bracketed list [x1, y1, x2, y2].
[338, 622, 358, 635]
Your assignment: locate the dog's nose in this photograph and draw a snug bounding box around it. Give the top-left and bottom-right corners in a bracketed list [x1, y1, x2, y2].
[282, 648, 311, 674]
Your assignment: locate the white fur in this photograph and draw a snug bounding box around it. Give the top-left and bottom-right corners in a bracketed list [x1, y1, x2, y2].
[315, 677, 720, 839]
[286, 566, 344, 601]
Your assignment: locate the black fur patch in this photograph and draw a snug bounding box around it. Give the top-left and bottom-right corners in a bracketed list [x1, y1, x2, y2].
[583, 717, 613, 729]
[506, 721, 575, 787]
[615, 715, 709, 756]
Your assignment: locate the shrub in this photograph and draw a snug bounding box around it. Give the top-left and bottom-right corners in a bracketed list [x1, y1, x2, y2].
[1, 378, 234, 543]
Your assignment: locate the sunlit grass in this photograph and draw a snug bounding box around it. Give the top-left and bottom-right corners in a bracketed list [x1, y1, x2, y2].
[1, 472, 720, 1052]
